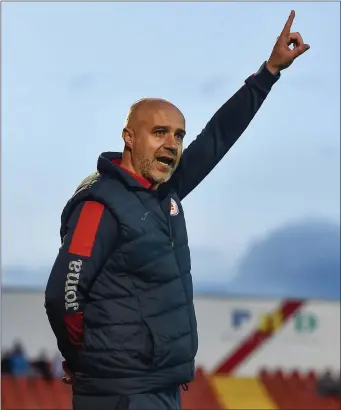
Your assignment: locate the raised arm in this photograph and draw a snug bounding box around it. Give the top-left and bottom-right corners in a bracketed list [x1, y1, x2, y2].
[168, 10, 309, 201]
[169, 62, 279, 200]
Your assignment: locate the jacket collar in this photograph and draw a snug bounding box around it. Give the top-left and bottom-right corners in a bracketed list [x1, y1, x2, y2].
[97, 152, 152, 189]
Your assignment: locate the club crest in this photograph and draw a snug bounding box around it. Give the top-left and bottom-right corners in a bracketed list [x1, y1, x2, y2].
[170, 198, 179, 216]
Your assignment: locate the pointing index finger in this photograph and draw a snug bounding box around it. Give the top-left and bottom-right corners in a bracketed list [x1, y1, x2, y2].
[280, 10, 295, 38]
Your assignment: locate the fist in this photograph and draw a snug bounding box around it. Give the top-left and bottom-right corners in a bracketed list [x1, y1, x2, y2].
[266, 10, 310, 74]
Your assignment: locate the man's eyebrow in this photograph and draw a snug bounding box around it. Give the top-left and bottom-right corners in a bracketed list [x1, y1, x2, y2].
[151, 125, 186, 136]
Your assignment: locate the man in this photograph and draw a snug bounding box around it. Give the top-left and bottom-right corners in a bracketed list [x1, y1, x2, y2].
[45, 11, 309, 410]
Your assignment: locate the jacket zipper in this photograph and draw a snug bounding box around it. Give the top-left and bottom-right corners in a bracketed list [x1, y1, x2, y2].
[168, 200, 174, 247]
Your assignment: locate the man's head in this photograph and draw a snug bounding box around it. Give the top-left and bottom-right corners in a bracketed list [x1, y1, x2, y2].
[121, 98, 186, 188]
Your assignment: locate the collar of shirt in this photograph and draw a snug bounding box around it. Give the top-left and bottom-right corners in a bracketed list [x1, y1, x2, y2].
[112, 159, 152, 189]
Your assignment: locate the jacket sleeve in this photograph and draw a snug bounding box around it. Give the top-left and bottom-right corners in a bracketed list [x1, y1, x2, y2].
[167, 62, 280, 201]
[45, 200, 119, 372]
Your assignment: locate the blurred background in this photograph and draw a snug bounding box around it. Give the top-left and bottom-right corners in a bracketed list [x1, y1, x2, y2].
[2, 2, 340, 409]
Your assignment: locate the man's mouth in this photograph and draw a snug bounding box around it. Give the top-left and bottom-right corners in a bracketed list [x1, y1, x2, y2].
[156, 156, 176, 169]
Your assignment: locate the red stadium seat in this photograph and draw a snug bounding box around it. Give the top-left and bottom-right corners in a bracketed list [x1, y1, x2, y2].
[2, 369, 340, 410]
[181, 367, 223, 410]
[259, 369, 341, 410]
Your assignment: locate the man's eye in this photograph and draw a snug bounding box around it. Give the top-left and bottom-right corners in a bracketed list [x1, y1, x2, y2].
[176, 133, 184, 141]
[155, 130, 166, 136]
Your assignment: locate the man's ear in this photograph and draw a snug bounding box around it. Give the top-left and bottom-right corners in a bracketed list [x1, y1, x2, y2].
[122, 128, 134, 149]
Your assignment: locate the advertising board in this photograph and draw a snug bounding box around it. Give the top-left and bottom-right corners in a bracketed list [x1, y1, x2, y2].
[3, 290, 340, 375]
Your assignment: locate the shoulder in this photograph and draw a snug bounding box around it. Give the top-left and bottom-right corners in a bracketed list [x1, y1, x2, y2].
[73, 172, 101, 197]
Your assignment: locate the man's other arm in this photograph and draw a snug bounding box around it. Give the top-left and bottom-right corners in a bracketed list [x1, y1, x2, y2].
[45, 201, 119, 372]
[168, 62, 280, 201]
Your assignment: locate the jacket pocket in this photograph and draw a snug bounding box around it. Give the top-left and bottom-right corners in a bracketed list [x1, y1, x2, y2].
[139, 321, 155, 366]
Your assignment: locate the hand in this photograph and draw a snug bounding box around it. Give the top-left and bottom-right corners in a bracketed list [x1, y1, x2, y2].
[266, 10, 310, 74]
[61, 360, 73, 385]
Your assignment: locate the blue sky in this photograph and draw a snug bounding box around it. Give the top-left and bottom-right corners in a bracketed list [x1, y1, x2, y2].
[2, 2, 340, 298]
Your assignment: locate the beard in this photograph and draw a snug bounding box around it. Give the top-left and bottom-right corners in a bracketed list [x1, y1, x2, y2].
[138, 157, 175, 185]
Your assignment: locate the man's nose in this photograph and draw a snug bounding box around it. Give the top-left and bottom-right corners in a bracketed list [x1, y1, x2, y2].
[164, 133, 179, 151]
[164, 145, 178, 157]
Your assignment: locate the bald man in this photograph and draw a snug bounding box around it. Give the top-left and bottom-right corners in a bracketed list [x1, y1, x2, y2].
[45, 11, 309, 410]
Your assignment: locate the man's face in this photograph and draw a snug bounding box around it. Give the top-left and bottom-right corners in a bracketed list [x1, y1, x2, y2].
[125, 102, 186, 185]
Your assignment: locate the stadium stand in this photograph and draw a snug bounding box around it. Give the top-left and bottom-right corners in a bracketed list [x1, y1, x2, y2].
[2, 375, 72, 410]
[259, 368, 341, 410]
[3, 296, 340, 409]
[2, 366, 341, 410]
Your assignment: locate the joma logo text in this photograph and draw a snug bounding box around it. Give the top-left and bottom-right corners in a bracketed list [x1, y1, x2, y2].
[65, 260, 82, 311]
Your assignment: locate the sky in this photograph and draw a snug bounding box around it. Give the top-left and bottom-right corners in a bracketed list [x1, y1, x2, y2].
[2, 2, 340, 299]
